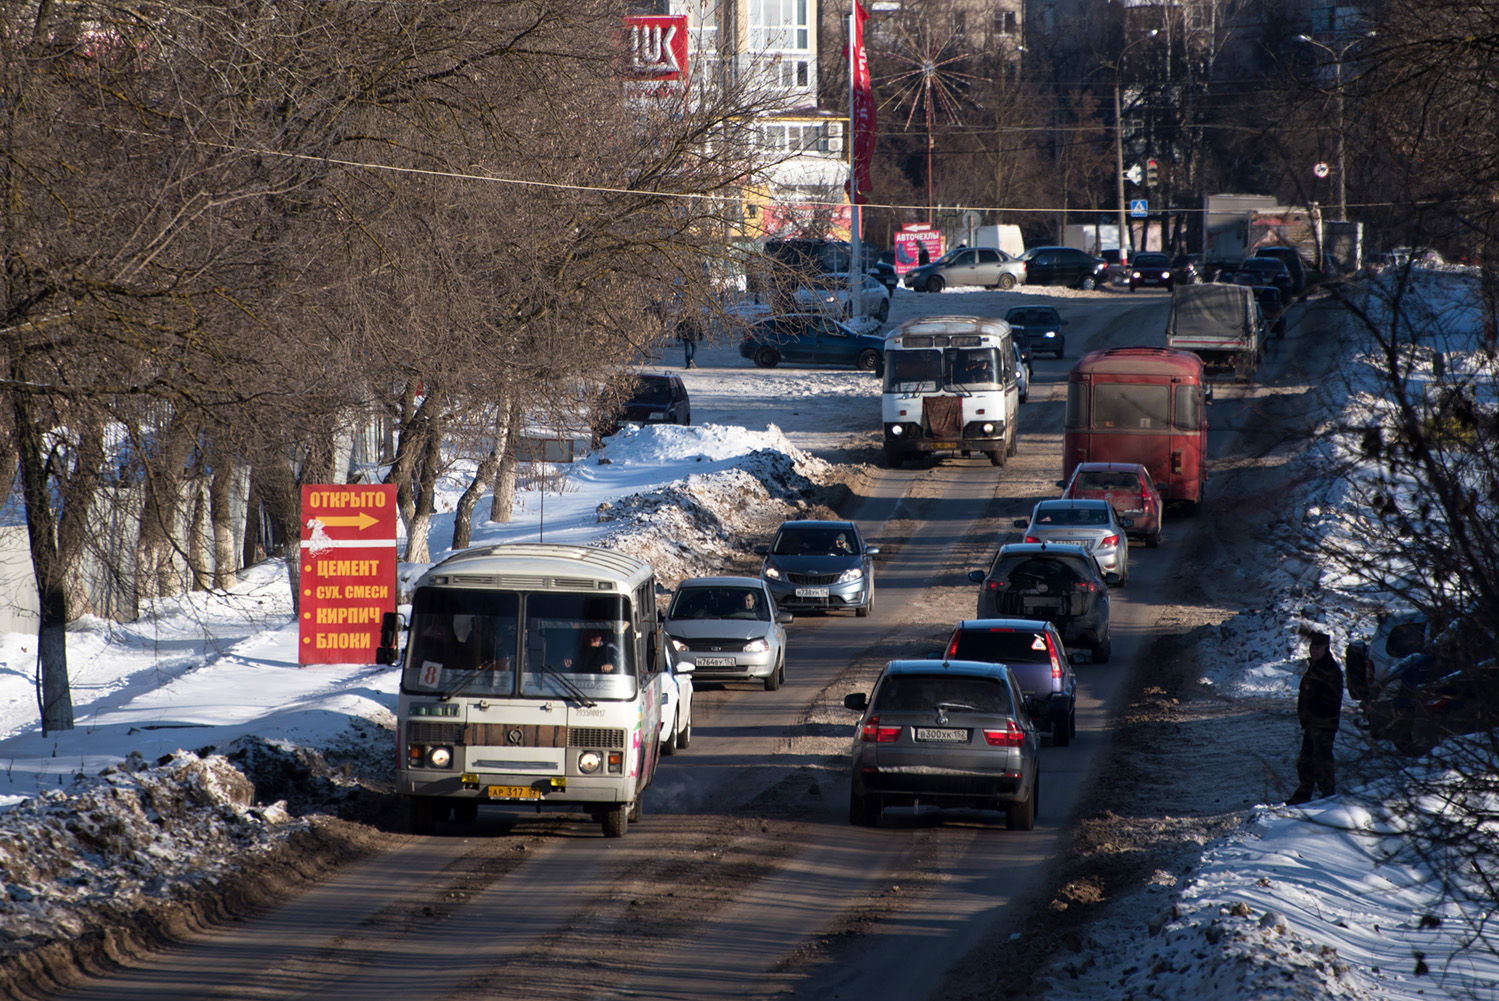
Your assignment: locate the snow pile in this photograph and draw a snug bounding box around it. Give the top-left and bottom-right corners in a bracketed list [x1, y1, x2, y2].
[590, 423, 835, 582]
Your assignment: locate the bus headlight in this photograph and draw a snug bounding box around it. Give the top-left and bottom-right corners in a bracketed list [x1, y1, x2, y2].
[982, 423, 995, 434]
[428, 746, 453, 769]
[890, 424, 904, 436]
[578, 751, 603, 774]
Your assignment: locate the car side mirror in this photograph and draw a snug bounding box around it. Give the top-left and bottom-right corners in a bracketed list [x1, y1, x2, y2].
[866, 547, 880, 556]
[753, 544, 770, 556]
[843, 692, 869, 712]
[967, 569, 986, 583]
[776, 611, 794, 625]
[1012, 518, 1029, 529]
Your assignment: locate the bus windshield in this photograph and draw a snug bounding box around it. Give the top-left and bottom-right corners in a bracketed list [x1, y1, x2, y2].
[884, 349, 943, 393]
[403, 590, 637, 700]
[949, 348, 1001, 389]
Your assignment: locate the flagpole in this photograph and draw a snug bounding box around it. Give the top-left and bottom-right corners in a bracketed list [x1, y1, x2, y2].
[848, 4, 862, 317]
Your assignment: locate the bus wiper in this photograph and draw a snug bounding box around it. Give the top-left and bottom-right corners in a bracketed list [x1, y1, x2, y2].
[438, 662, 498, 701]
[534, 661, 597, 707]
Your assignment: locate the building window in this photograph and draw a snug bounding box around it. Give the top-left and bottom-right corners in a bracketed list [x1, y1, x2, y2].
[749, 0, 810, 53]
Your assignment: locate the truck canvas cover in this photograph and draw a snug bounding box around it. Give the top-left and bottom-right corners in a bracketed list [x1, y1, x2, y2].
[1166, 285, 1256, 345]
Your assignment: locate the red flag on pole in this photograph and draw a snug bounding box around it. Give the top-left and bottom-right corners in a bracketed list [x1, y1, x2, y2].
[844, 3, 876, 205]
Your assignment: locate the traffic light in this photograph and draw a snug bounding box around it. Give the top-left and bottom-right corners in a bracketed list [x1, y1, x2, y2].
[1146, 158, 1159, 186]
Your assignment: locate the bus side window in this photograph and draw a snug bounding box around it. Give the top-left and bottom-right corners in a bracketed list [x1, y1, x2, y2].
[1064, 382, 1089, 429]
[1174, 384, 1200, 430]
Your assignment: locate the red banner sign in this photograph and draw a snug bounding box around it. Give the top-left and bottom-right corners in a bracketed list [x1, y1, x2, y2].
[894, 224, 943, 274]
[298, 484, 398, 665]
[624, 15, 689, 81]
[844, 4, 877, 205]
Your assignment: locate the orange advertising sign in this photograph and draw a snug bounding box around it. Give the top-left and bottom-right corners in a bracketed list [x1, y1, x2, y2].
[298, 484, 398, 665]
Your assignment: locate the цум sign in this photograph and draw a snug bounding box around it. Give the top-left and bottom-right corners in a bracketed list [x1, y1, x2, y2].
[298, 484, 397, 665]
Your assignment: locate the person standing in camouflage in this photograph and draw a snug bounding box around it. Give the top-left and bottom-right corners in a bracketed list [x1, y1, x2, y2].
[1289, 630, 1343, 805]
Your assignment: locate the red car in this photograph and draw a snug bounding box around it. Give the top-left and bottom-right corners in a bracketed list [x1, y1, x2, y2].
[1058, 461, 1164, 548]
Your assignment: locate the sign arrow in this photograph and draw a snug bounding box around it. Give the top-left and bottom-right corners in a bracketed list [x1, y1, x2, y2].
[311, 512, 380, 531]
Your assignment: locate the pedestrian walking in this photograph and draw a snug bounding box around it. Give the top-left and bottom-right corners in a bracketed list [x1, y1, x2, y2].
[677, 314, 702, 369]
[1289, 629, 1343, 805]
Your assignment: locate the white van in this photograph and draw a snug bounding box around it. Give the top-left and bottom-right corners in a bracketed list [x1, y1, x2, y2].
[880, 316, 1021, 468]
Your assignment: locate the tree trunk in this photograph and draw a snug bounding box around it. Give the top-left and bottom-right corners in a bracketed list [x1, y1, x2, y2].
[451, 408, 506, 550]
[210, 459, 240, 590]
[135, 417, 196, 602]
[388, 385, 445, 564]
[490, 399, 522, 523]
[10, 390, 75, 733]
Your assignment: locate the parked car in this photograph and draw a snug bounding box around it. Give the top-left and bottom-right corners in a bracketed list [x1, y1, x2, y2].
[1018, 246, 1108, 289]
[842, 659, 1043, 829]
[1012, 498, 1132, 584]
[942, 619, 1078, 745]
[1234, 257, 1294, 296]
[1128, 252, 1176, 292]
[592, 372, 691, 440]
[1345, 610, 1492, 703]
[755, 520, 879, 617]
[1252, 246, 1308, 293]
[794, 272, 891, 322]
[738, 314, 885, 371]
[1058, 461, 1163, 548]
[1362, 653, 1499, 756]
[868, 258, 900, 296]
[659, 658, 694, 753]
[968, 543, 1117, 661]
[664, 576, 792, 691]
[1255, 286, 1287, 339]
[1004, 305, 1068, 358]
[902, 246, 1027, 292]
[1013, 340, 1030, 403]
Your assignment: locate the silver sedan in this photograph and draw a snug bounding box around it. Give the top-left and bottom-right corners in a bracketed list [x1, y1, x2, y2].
[1012, 499, 1133, 584]
[663, 577, 792, 691]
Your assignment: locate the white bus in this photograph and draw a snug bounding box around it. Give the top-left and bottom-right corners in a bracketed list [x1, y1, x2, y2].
[881, 315, 1021, 468]
[380, 544, 665, 837]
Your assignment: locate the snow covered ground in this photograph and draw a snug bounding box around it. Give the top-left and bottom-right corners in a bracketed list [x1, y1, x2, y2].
[1, 276, 1495, 999]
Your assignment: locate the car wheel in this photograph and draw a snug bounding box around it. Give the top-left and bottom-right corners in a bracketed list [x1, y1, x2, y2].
[1054, 341, 1065, 358]
[1007, 431, 1018, 457]
[925, 275, 945, 293]
[1093, 638, 1112, 664]
[856, 594, 871, 618]
[998, 273, 1017, 290]
[856, 349, 881, 372]
[1006, 782, 1036, 831]
[764, 666, 781, 691]
[1020, 390, 1028, 404]
[451, 801, 479, 824]
[849, 791, 881, 827]
[662, 721, 678, 755]
[1079, 275, 1097, 291]
[778, 659, 786, 685]
[1052, 704, 1072, 746]
[1070, 706, 1078, 738]
[883, 447, 904, 469]
[754, 347, 780, 368]
[1146, 530, 1161, 549]
[988, 449, 1004, 467]
[407, 796, 439, 836]
[877, 300, 890, 322]
[1129, 284, 1137, 293]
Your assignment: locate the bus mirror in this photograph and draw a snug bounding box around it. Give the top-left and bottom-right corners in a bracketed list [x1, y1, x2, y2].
[1204, 385, 1214, 404]
[375, 611, 403, 665]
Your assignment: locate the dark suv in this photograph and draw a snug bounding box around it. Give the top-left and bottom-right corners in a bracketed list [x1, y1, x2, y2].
[593, 373, 691, 441]
[1018, 246, 1109, 289]
[967, 543, 1117, 661]
[942, 619, 1078, 745]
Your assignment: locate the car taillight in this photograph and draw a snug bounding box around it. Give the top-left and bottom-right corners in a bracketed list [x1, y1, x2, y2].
[1025, 535, 1040, 544]
[861, 716, 901, 743]
[1075, 580, 1100, 592]
[985, 579, 1009, 591]
[1101, 533, 1120, 547]
[983, 721, 1026, 747]
[1142, 489, 1152, 507]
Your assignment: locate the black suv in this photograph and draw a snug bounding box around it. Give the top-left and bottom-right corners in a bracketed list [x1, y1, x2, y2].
[942, 619, 1079, 745]
[593, 373, 690, 440]
[967, 543, 1117, 661]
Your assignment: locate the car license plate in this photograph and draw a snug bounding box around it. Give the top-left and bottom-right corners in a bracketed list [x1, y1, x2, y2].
[795, 587, 830, 598]
[487, 785, 541, 800]
[1023, 597, 1061, 614]
[695, 657, 735, 667]
[915, 728, 968, 742]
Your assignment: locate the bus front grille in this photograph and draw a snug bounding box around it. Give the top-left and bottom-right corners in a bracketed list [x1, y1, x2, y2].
[407, 721, 464, 744]
[568, 728, 626, 749]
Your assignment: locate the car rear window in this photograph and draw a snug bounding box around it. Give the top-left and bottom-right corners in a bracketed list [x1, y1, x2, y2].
[949, 629, 1052, 664]
[872, 675, 1012, 714]
[1074, 471, 1141, 490]
[992, 555, 1088, 584]
[1034, 506, 1109, 525]
[629, 379, 674, 405]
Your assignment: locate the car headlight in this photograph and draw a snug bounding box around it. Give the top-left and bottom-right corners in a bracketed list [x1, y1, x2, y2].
[1042, 331, 1057, 338]
[743, 637, 771, 653]
[669, 637, 689, 652]
[578, 751, 602, 774]
[836, 567, 863, 584]
[1131, 270, 1142, 279]
[764, 565, 783, 580]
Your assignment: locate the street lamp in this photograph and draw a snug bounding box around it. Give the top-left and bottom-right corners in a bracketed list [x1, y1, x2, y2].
[1109, 29, 1157, 268]
[1297, 31, 1375, 222]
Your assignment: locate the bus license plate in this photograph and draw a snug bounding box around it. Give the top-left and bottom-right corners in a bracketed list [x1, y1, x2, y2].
[915, 728, 968, 742]
[931, 441, 959, 449]
[696, 657, 735, 667]
[795, 587, 830, 598]
[488, 785, 541, 800]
